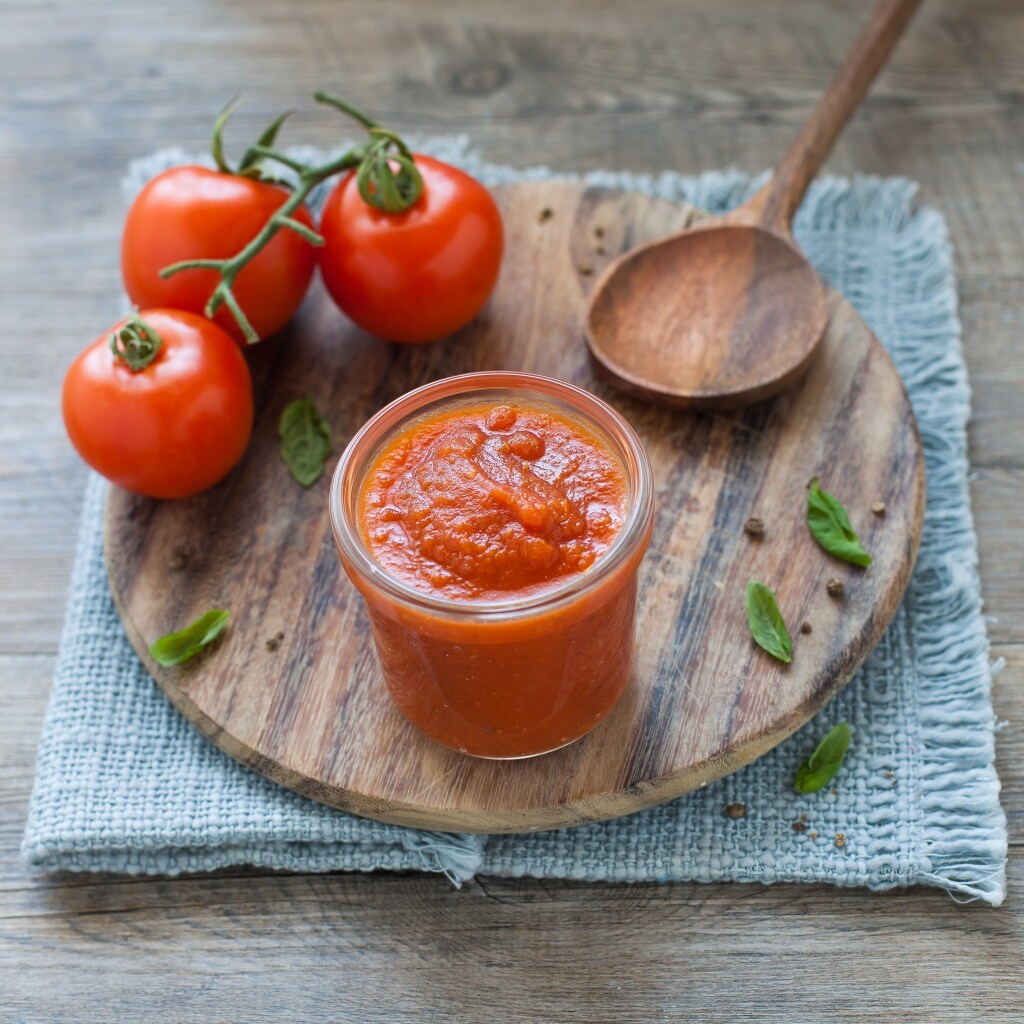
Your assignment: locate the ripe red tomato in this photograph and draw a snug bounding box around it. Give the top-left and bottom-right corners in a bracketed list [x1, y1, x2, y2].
[317, 154, 503, 344]
[121, 166, 317, 344]
[62, 310, 254, 499]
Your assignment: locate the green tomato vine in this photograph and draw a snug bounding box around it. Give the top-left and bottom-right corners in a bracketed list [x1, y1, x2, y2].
[159, 92, 424, 344]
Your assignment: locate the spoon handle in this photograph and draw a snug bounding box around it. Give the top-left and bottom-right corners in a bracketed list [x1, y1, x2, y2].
[738, 0, 923, 232]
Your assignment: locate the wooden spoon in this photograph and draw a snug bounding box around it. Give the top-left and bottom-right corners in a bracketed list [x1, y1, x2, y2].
[585, 0, 923, 409]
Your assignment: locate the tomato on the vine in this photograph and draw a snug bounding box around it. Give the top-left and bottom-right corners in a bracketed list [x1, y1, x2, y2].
[317, 154, 504, 344]
[121, 166, 317, 345]
[62, 310, 254, 499]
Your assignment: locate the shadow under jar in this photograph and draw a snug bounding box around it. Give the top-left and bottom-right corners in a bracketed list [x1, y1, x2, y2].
[330, 371, 654, 759]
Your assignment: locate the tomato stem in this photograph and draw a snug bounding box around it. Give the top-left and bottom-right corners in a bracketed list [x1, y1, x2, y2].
[211, 100, 292, 182]
[211, 98, 243, 174]
[247, 145, 307, 174]
[215, 284, 257, 343]
[276, 215, 325, 246]
[160, 93, 424, 344]
[238, 112, 293, 177]
[160, 146, 362, 343]
[313, 91, 379, 130]
[110, 315, 162, 371]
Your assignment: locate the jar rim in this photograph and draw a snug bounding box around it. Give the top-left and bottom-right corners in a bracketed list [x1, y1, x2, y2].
[329, 371, 654, 622]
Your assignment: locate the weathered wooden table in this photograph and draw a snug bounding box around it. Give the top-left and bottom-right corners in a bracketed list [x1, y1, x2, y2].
[2, 2, 1020, 1019]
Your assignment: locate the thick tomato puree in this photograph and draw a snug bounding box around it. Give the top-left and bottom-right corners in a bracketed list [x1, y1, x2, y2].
[337, 384, 652, 760]
[359, 402, 628, 601]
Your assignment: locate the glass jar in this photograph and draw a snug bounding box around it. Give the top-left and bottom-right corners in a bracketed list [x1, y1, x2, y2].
[330, 371, 654, 759]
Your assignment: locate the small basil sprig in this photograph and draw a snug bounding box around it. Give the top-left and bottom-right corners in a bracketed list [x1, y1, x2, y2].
[807, 478, 872, 567]
[745, 580, 792, 664]
[279, 398, 331, 486]
[794, 721, 852, 793]
[149, 609, 230, 667]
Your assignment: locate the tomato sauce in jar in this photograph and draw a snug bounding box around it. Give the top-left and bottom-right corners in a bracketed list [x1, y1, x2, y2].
[331, 372, 654, 759]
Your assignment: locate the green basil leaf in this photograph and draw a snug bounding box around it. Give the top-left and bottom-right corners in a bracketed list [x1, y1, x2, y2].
[807, 478, 872, 567]
[794, 721, 852, 793]
[745, 580, 792, 664]
[280, 398, 331, 486]
[149, 609, 229, 667]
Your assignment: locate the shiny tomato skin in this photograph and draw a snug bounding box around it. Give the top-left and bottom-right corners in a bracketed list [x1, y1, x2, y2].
[318, 155, 504, 344]
[62, 309, 254, 499]
[121, 166, 317, 344]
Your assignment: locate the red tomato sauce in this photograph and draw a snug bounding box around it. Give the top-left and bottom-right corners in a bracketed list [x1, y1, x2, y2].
[346, 394, 648, 759]
[359, 402, 628, 601]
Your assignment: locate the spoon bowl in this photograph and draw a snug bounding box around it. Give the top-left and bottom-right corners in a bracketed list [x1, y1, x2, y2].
[587, 223, 829, 408]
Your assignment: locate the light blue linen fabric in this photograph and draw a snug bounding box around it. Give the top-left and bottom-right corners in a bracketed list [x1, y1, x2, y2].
[22, 144, 1007, 904]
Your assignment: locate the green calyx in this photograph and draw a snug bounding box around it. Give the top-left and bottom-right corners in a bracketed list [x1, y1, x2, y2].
[314, 92, 424, 214]
[356, 128, 424, 213]
[110, 315, 162, 371]
[162, 91, 424, 344]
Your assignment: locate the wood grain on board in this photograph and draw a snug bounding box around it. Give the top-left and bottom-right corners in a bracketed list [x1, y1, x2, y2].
[104, 181, 924, 833]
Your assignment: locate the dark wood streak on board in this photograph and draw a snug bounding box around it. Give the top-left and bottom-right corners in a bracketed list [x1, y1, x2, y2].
[104, 181, 925, 834]
[642, 400, 776, 771]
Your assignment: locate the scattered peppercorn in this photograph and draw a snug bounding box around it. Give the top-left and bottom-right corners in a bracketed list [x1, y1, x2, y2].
[809, 831, 818, 839]
[826, 577, 845, 598]
[800, 813, 808, 822]
[800, 621, 813, 635]
[595, 244, 606, 255]
[884, 770, 894, 778]
[872, 501, 886, 516]
[265, 630, 285, 652]
[594, 225, 605, 238]
[724, 803, 747, 819]
[578, 265, 593, 276]
[792, 820, 807, 833]
[537, 207, 553, 224]
[834, 832, 847, 848]
[743, 517, 765, 537]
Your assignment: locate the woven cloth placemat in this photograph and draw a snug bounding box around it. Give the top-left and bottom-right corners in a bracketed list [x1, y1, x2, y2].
[22, 144, 1008, 904]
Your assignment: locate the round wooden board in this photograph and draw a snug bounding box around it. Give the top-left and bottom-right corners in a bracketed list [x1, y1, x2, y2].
[106, 181, 925, 834]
